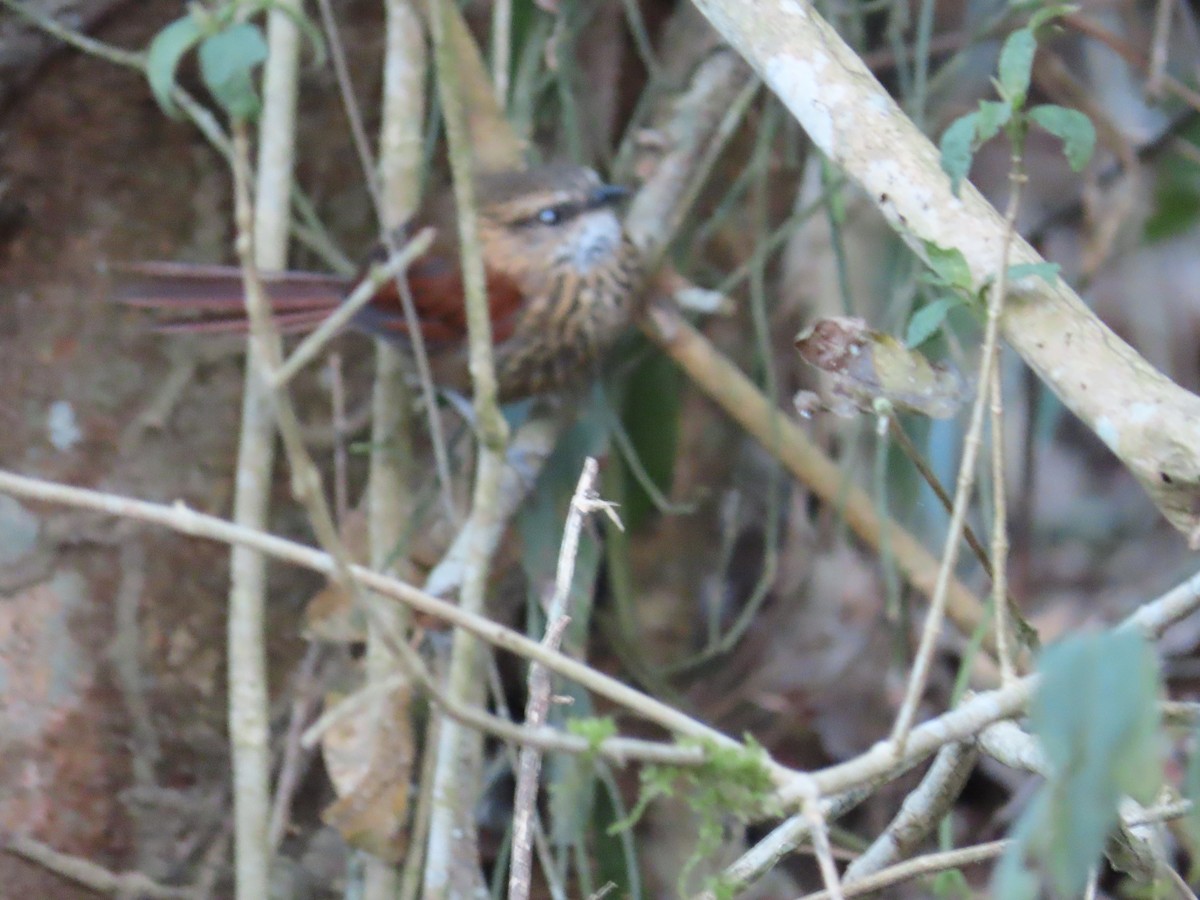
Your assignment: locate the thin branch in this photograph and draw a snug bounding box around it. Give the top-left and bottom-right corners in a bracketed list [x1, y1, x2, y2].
[267, 643, 325, 850]
[362, 1, 427, 895]
[510, 459, 610, 900]
[799, 840, 1008, 900]
[690, 790, 871, 900]
[843, 742, 978, 882]
[225, 3, 304, 894]
[804, 794, 845, 900]
[269, 229, 435, 387]
[422, 0, 511, 890]
[0, 469, 743, 753]
[4, 481, 1200, 835]
[4, 835, 197, 900]
[891, 148, 1027, 750]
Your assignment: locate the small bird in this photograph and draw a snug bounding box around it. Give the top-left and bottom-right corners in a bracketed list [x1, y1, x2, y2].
[116, 164, 641, 401]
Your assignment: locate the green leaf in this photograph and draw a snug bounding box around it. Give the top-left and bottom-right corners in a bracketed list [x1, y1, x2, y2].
[146, 15, 205, 119]
[993, 795, 1047, 900]
[975, 100, 1012, 143]
[1028, 628, 1162, 895]
[998, 28, 1037, 106]
[198, 23, 268, 121]
[1146, 185, 1200, 243]
[939, 112, 979, 196]
[1006, 262, 1060, 284]
[616, 350, 681, 530]
[566, 716, 618, 752]
[906, 297, 963, 348]
[922, 241, 974, 291]
[1028, 105, 1096, 171]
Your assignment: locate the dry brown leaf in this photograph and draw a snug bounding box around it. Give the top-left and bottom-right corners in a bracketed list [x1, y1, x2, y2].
[795, 316, 966, 419]
[320, 678, 415, 863]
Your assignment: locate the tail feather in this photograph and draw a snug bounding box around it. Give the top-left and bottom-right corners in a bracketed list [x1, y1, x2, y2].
[149, 309, 335, 335]
[111, 262, 350, 322]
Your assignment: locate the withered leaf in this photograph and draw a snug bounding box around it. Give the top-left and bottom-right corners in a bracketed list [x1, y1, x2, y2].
[795, 316, 965, 419]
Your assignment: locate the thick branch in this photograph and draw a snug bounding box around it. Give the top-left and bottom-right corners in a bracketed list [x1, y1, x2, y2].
[690, 0, 1200, 541]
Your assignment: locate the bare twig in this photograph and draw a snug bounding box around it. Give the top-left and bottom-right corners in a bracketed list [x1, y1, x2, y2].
[804, 794, 845, 900]
[328, 354, 350, 525]
[1148, 0, 1176, 97]
[269, 230, 435, 387]
[843, 742, 978, 882]
[268, 643, 325, 850]
[509, 459, 612, 900]
[0, 469, 743, 753]
[5, 834, 196, 899]
[800, 840, 1008, 900]
[300, 630, 707, 768]
[5, 469, 1200, 874]
[690, 790, 871, 899]
[891, 148, 1027, 751]
[110, 541, 161, 788]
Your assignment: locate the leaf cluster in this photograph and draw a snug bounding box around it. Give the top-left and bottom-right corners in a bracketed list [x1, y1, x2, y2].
[147, 1, 323, 122]
[938, 7, 1096, 196]
[905, 241, 1059, 348]
[609, 736, 780, 896]
[994, 628, 1163, 898]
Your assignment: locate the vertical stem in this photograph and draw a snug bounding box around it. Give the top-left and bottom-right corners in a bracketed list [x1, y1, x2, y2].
[363, 2, 427, 896]
[423, 0, 510, 894]
[227, 6, 301, 897]
[491, 0, 512, 106]
[891, 158, 1025, 750]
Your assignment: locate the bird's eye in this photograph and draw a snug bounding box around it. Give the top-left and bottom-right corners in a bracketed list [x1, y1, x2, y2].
[537, 207, 561, 225]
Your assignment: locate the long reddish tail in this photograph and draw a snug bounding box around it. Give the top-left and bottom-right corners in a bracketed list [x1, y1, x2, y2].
[111, 261, 351, 335]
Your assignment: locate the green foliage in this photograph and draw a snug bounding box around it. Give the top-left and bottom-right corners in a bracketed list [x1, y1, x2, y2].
[921, 242, 974, 292]
[975, 100, 1013, 144]
[615, 351, 682, 530]
[567, 716, 618, 755]
[931, 868, 973, 898]
[937, 113, 979, 196]
[931, 817, 973, 898]
[996, 28, 1036, 107]
[905, 296, 965, 348]
[1144, 119, 1200, 241]
[994, 629, 1163, 898]
[198, 23, 267, 121]
[905, 242, 977, 347]
[1027, 105, 1096, 172]
[937, 11, 1095, 196]
[147, 16, 205, 118]
[145, 2, 324, 122]
[610, 736, 780, 896]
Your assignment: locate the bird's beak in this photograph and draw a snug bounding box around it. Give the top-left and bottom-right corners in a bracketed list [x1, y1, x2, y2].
[590, 183, 630, 207]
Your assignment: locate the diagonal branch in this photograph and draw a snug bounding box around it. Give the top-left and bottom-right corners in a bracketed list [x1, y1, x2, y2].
[690, 0, 1200, 543]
